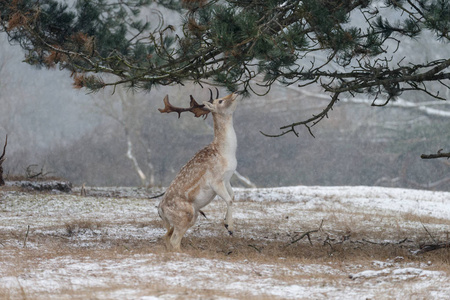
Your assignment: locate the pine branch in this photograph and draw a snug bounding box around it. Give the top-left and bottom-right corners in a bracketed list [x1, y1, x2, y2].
[1, 0, 450, 148]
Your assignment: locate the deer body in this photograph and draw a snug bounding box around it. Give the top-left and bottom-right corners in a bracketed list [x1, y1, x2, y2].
[158, 93, 238, 251]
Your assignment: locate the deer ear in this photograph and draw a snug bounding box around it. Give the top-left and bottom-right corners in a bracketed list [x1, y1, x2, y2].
[203, 101, 216, 112]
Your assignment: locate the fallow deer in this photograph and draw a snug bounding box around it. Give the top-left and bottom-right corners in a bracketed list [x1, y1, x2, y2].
[158, 91, 238, 251]
[0, 135, 7, 186]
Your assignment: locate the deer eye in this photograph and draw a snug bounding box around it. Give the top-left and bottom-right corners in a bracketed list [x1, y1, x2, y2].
[219, 100, 223, 104]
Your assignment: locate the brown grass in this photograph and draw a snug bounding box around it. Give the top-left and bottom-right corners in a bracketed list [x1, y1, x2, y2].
[2, 216, 448, 270]
[1, 189, 450, 299]
[2, 228, 449, 299]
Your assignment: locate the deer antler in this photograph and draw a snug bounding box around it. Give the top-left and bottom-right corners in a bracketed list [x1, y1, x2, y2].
[0, 135, 7, 161]
[158, 95, 209, 119]
[158, 88, 220, 119]
[209, 87, 219, 103]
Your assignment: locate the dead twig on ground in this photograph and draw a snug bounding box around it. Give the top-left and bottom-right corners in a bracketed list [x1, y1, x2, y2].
[412, 224, 450, 254]
[287, 220, 324, 247]
[414, 243, 450, 254]
[248, 244, 262, 253]
[361, 238, 410, 246]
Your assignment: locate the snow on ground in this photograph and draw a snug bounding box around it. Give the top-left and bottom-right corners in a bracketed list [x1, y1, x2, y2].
[237, 186, 450, 219]
[0, 185, 449, 299]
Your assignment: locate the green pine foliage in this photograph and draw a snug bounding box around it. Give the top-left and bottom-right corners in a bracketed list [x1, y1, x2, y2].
[0, 0, 449, 140]
[424, 0, 450, 39]
[1, 0, 446, 89]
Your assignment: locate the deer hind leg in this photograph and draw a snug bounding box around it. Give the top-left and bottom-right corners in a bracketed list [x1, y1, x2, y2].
[169, 225, 190, 252]
[169, 214, 197, 251]
[166, 201, 198, 252]
[164, 226, 174, 250]
[158, 205, 174, 250]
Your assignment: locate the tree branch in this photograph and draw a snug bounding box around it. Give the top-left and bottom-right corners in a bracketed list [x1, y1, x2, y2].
[261, 92, 340, 137]
[421, 149, 450, 159]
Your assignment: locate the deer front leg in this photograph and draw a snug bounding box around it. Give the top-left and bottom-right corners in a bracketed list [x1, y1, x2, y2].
[212, 181, 234, 235]
[225, 180, 235, 234]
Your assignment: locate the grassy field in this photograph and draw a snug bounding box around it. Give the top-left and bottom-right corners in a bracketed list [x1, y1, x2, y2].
[1, 184, 449, 299]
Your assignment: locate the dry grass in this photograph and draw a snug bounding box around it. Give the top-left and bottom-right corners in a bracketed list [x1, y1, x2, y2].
[2, 213, 448, 269]
[1, 187, 449, 299]
[2, 232, 448, 299]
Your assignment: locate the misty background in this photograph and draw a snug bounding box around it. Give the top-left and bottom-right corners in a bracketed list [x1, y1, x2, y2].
[0, 3, 449, 191]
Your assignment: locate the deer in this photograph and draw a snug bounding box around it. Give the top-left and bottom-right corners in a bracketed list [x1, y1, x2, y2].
[157, 90, 238, 251]
[0, 135, 7, 186]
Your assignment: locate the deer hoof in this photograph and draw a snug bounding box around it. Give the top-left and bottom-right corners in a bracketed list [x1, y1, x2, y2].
[224, 224, 233, 236]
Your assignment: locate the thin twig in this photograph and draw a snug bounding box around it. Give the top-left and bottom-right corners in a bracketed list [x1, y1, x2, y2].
[414, 243, 450, 254]
[421, 222, 438, 245]
[287, 220, 324, 247]
[248, 244, 262, 253]
[23, 225, 30, 248]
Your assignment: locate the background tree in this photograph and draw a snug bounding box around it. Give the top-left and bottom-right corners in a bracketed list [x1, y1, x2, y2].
[93, 87, 157, 186]
[0, 0, 449, 158]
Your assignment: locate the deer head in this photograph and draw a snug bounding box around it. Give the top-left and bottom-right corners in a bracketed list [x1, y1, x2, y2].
[158, 88, 221, 119]
[203, 92, 238, 116]
[0, 135, 7, 186]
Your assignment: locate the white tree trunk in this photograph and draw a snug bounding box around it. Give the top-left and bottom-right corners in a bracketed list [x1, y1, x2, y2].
[126, 134, 147, 186]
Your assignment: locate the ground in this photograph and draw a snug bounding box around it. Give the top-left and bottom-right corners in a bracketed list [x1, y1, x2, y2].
[0, 184, 449, 299]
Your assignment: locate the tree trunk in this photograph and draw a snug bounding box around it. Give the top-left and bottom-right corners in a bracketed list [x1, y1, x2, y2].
[125, 133, 147, 187]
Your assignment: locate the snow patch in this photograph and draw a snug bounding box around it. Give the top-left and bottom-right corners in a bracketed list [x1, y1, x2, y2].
[350, 267, 445, 280]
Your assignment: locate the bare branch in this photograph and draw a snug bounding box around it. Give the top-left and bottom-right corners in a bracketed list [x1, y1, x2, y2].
[261, 92, 340, 137]
[421, 149, 450, 159]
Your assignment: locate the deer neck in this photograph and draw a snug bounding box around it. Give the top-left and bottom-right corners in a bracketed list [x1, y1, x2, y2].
[212, 113, 237, 156]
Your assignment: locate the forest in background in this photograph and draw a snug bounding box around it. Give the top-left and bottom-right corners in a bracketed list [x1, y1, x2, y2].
[0, 1, 449, 191]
